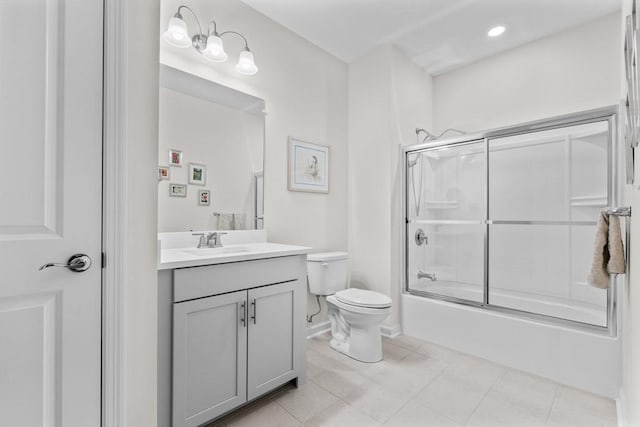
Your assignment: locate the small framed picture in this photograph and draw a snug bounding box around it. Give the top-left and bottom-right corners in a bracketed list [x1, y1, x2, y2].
[188, 163, 206, 186]
[288, 137, 329, 193]
[168, 183, 187, 197]
[158, 165, 170, 181]
[198, 189, 211, 206]
[169, 149, 183, 167]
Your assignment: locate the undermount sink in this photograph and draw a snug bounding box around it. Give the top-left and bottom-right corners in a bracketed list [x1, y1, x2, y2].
[182, 247, 251, 257]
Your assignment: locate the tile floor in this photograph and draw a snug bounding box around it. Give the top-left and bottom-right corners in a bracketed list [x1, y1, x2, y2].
[206, 333, 617, 427]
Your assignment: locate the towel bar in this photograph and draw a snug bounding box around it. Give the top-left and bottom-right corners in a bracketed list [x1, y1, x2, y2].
[605, 207, 632, 217]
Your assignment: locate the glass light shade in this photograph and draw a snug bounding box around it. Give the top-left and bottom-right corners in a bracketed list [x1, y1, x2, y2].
[235, 50, 258, 75]
[202, 35, 228, 62]
[163, 16, 191, 48]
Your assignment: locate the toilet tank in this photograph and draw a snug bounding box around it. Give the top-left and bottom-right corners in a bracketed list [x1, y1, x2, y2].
[307, 252, 349, 296]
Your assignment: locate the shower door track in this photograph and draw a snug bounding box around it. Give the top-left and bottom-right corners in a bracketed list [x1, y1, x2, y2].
[402, 105, 621, 337]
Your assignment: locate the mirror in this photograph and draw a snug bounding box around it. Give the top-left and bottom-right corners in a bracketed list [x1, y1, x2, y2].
[157, 65, 265, 232]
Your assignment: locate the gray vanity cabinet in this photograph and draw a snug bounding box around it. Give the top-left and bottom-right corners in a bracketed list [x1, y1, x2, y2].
[247, 281, 299, 400]
[172, 290, 248, 427]
[160, 255, 307, 427]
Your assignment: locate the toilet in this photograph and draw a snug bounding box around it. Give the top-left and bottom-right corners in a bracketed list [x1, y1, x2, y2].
[307, 252, 392, 363]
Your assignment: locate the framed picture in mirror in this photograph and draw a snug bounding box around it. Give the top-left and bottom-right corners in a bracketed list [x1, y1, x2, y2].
[188, 163, 207, 186]
[158, 166, 170, 181]
[198, 189, 211, 206]
[169, 183, 187, 197]
[169, 149, 183, 167]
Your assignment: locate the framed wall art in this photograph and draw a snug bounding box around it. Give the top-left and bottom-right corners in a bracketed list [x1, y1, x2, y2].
[288, 137, 329, 193]
[188, 163, 206, 186]
[158, 166, 170, 181]
[198, 189, 211, 206]
[169, 183, 187, 197]
[169, 149, 183, 167]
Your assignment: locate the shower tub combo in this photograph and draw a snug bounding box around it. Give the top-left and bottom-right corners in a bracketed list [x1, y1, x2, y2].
[401, 106, 625, 398]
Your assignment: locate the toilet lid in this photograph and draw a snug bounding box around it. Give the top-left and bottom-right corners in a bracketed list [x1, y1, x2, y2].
[307, 251, 348, 262]
[335, 288, 392, 308]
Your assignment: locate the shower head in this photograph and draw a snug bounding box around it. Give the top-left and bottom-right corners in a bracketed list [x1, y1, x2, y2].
[407, 154, 420, 168]
[416, 128, 436, 142]
[415, 127, 467, 144]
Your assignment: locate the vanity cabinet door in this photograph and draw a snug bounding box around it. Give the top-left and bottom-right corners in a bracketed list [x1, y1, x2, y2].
[247, 280, 302, 400]
[173, 291, 248, 427]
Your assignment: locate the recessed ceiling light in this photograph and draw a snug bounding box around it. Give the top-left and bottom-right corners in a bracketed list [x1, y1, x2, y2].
[487, 26, 506, 37]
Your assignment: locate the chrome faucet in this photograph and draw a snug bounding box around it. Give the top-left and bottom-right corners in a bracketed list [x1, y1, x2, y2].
[418, 270, 437, 281]
[192, 232, 228, 248]
[206, 232, 227, 248]
[192, 233, 207, 248]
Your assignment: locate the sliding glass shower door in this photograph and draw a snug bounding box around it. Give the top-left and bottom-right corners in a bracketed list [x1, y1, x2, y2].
[405, 108, 617, 330]
[488, 121, 610, 326]
[406, 141, 486, 303]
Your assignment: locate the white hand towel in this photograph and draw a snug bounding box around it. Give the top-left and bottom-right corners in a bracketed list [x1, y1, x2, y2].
[587, 210, 626, 288]
[217, 213, 234, 230]
[233, 213, 246, 230]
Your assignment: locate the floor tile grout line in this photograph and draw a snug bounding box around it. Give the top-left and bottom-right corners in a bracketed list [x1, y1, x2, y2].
[307, 376, 384, 426]
[399, 347, 470, 426]
[461, 366, 508, 425]
[544, 385, 561, 426]
[404, 394, 464, 427]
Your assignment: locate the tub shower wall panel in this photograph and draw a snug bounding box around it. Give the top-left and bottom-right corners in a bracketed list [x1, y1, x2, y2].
[422, 224, 484, 290]
[489, 139, 568, 221]
[489, 225, 571, 299]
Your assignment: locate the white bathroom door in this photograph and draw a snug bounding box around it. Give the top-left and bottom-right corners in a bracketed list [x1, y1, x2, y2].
[0, 1, 103, 426]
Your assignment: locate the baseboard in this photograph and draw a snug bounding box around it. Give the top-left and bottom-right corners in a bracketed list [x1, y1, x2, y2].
[306, 320, 331, 339]
[380, 323, 402, 338]
[617, 388, 627, 427]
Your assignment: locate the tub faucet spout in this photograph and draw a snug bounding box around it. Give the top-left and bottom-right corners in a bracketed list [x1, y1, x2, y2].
[418, 271, 437, 281]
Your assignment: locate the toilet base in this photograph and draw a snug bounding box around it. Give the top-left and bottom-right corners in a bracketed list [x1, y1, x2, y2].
[329, 326, 383, 363]
[325, 293, 390, 363]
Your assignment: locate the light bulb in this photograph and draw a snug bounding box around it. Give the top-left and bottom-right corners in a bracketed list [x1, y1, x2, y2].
[487, 25, 506, 37]
[235, 50, 258, 75]
[202, 35, 228, 62]
[163, 16, 191, 48]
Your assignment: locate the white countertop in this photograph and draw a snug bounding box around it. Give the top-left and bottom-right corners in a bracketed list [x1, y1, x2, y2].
[158, 242, 312, 270]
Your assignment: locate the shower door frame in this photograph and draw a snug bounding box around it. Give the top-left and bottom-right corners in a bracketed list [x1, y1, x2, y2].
[402, 105, 620, 336]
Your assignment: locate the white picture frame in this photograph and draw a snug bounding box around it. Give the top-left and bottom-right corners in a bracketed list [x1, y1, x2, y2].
[158, 165, 170, 181]
[168, 148, 183, 167]
[188, 163, 206, 186]
[168, 183, 187, 197]
[198, 189, 211, 206]
[287, 137, 329, 193]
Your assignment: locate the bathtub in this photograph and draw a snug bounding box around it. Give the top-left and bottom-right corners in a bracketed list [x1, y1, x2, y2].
[401, 289, 622, 398]
[409, 281, 607, 326]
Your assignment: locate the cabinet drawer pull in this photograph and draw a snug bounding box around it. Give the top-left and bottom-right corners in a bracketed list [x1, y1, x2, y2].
[251, 299, 256, 324]
[240, 301, 246, 327]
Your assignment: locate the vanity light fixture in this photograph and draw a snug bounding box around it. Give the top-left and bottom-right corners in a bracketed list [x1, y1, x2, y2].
[163, 5, 258, 75]
[487, 25, 506, 37]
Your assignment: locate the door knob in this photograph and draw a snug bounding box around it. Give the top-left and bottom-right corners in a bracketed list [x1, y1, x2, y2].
[39, 253, 92, 272]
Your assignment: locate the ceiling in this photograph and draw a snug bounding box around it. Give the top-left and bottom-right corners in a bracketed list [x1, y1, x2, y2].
[240, 0, 621, 75]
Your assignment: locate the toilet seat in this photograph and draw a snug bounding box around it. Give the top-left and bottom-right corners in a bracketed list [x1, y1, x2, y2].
[335, 288, 391, 309]
[327, 295, 392, 315]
